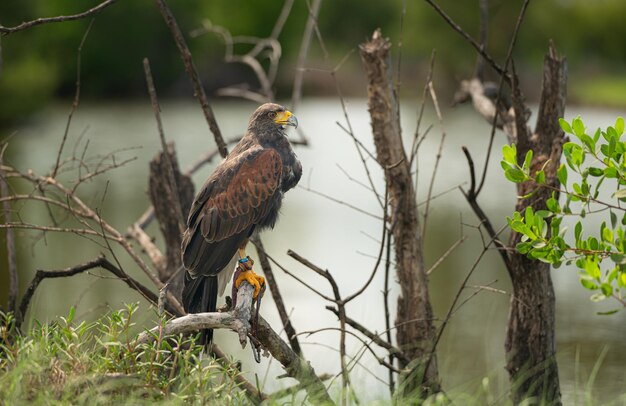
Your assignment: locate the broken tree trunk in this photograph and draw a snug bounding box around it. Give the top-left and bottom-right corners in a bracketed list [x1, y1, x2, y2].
[505, 44, 565, 405]
[460, 43, 565, 404]
[148, 142, 195, 299]
[359, 29, 440, 399]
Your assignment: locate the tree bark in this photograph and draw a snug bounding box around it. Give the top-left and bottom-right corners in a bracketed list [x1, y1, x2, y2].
[359, 29, 439, 398]
[148, 142, 195, 299]
[505, 44, 565, 405]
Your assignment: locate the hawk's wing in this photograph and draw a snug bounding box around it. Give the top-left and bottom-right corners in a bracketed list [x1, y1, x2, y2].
[182, 148, 283, 277]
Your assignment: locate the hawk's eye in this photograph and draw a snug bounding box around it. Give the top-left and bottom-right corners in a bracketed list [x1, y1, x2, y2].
[268, 111, 277, 119]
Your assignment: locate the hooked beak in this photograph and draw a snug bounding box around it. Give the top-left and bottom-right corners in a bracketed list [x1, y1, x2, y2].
[275, 110, 298, 128]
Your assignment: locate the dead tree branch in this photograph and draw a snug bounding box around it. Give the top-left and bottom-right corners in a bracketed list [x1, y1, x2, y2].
[359, 29, 439, 398]
[137, 282, 335, 406]
[0, 0, 116, 36]
[0, 144, 17, 313]
[250, 235, 302, 355]
[19, 255, 169, 325]
[154, 0, 227, 158]
[504, 43, 566, 405]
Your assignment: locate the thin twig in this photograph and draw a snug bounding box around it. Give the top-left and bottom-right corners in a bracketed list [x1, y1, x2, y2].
[0, 0, 116, 36]
[18, 255, 167, 325]
[250, 235, 302, 355]
[143, 58, 185, 234]
[382, 223, 394, 394]
[154, 0, 228, 158]
[291, 0, 322, 113]
[423, 0, 509, 84]
[475, 0, 531, 196]
[0, 144, 17, 313]
[298, 185, 383, 220]
[426, 236, 467, 275]
[52, 20, 93, 178]
[421, 71, 446, 239]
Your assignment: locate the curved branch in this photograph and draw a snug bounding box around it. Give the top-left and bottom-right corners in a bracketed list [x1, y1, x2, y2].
[0, 0, 116, 36]
[137, 282, 335, 406]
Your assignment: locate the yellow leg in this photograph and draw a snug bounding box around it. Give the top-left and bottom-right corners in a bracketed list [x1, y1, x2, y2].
[235, 249, 265, 298]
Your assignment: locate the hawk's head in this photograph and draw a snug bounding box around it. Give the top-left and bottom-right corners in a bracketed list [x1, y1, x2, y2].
[248, 103, 298, 136]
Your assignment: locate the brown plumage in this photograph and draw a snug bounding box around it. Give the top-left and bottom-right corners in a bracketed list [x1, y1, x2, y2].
[181, 103, 301, 345]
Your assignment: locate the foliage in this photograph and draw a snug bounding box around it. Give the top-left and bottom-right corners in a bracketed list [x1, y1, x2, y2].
[0, 305, 248, 405]
[501, 116, 626, 312]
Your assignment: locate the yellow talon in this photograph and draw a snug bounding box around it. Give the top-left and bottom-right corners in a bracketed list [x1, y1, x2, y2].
[235, 270, 265, 298]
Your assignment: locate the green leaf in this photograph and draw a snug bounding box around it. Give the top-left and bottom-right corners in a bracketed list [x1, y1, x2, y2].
[584, 258, 600, 278]
[588, 167, 604, 177]
[588, 236, 599, 250]
[604, 167, 618, 178]
[572, 116, 585, 137]
[546, 197, 560, 213]
[575, 221, 583, 242]
[593, 128, 601, 142]
[523, 150, 533, 171]
[616, 117, 625, 136]
[610, 253, 626, 264]
[601, 283, 613, 296]
[535, 210, 551, 218]
[525, 206, 534, 226]
[516, 241, 532, 254]
[502, 144, 517, 164]
[597, 309, 620, 316]
[535, 170, 546, 184]
[505, 167, 527, 183]
[557, 164, 568, 186]
[580, 134, 596, 153]
[602, 226, 613, 243]
[580, 278, 598, 290]
[559, 118, 573, 134]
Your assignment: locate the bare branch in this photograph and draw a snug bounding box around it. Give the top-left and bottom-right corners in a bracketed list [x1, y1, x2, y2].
[19, 255, 169, 326]
[0, 0, 116, 36]
[137, 282, 335, 406]
[250, 235, 302, 355]
[143, 58, 185, 234]
[423, 0, 509, 84]
[52, 21, 93, 178]
[154, 0, 228, 158]
[0, 144, 17, 313]
[291, 0, 322, 112]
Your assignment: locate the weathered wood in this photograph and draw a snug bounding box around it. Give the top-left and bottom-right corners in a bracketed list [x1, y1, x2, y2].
[359, 29, 439, 398]
[137, 282, 335, 406]
[505, 44, 565, 405]
[148, 142, 194, 299]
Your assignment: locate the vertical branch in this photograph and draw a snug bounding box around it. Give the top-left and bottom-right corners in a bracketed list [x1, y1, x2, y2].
[143, 58, 185, 234]
[359, 29, 439, 398]
[250, 235, 302, 355]
[0, 145, 17, 313]
[154, 0, 228, 158]
[505, 43, 566, 405]
[52, 20, 93, 178]
[474, 0, 488, 80]
[383, 227, 394, 395]
[291, 0, 322, 113]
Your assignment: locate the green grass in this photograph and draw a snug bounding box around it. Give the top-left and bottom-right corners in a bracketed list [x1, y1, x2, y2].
[0, 305, 248, 405]
[571, 75, 626, 107]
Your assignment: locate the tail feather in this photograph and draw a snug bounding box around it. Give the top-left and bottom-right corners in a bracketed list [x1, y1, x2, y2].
[183, 274, 218, 347]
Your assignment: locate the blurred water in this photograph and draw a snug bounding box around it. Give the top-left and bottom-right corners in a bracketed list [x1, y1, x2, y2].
[3, 99, 626, 403]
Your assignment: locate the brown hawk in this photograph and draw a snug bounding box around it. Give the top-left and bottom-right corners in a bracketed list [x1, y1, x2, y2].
[181, 103, 301, 345]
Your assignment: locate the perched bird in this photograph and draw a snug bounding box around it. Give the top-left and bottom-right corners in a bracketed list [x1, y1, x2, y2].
[181, 103, 301, 346]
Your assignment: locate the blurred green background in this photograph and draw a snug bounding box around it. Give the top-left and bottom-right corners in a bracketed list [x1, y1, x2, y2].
[1, 0, 626, 128]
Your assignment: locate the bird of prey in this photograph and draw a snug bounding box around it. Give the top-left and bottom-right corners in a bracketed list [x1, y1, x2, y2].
[181, 103, 301, 345]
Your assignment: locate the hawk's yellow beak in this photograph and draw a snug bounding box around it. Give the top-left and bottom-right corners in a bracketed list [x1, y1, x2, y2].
[275, 110, 298, 128]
